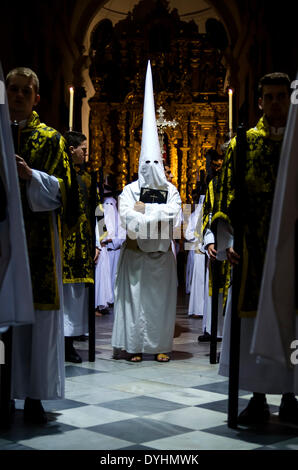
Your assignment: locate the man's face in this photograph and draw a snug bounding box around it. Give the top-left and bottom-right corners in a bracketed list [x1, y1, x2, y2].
[259, 84, 290, 126]
[6, 74, 40, 121]
[164, 165, 173, 183]
[71, 140, 88, 165]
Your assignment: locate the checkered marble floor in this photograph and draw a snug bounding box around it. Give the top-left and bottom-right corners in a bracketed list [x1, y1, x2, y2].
[1, 291, 298, 451]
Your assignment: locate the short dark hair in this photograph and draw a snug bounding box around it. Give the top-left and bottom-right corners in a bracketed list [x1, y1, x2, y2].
[64, 131, 87, 149]
[258, 72, 291, 97]
[6, 67, 40, 93]
[206, 149, 221, 161]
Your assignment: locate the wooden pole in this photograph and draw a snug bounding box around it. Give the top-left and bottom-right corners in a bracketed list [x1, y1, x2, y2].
[210, 225, 220, 364]
[88, 171, 97, 362]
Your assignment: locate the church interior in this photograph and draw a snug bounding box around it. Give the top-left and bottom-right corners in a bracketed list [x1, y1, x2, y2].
[1, 0, 298, 452]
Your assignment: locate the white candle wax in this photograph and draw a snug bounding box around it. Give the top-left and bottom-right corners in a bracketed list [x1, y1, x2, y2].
[69, 87, 74, 130]
[228, 88, 233, 136]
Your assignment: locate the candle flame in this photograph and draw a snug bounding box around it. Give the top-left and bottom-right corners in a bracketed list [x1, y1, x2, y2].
[228, 88, 233, 95]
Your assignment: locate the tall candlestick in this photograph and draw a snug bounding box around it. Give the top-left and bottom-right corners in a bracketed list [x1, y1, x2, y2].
[69, 87, 74, 131]
[228, 88, 233, 138]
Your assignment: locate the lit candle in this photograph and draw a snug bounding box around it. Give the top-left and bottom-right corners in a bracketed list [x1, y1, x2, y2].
[69, 87, 74, 131]
[228, 88, 233, 137]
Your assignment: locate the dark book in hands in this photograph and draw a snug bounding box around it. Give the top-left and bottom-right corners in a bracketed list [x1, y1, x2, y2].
[140, 187, 168, 204]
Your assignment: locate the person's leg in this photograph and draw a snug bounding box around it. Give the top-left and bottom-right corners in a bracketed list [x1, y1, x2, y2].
[65, 336, 82, 363]
[238, 392, 270, 425]
[279, 393, 298, 423]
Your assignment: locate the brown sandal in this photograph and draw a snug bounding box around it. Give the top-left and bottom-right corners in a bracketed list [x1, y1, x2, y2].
[155, 353, 170, 362]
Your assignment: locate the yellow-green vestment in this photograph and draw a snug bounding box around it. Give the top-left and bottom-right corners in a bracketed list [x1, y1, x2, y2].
[212, 116, 283, 317]
[19, 111, 79, 310]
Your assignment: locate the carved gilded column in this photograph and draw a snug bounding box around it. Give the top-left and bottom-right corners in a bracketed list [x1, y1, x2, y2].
[127, 109, 142, 181]
[89, 105, 103, 171]
[188, 120, 199, 203]
[215, 103, 229, 152]
[179, 116, 189, 204]
[168, 130, 178, 187]
[190, 40, 200, 98]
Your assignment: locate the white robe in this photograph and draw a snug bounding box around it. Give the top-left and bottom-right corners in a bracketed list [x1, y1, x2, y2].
[63, 283, 89, 337]
[103, 198, 126, 302]
[251, 101, 298, 370]
[12, 170, 65, 400]
[185, 250, 194, 294]
[186, 200, 206, 317]
[0, 72, 34, 328]
[217, 219, 298, 394]
[94, 222, 113, 309]
[95, 246, 113, 309]
[111, 180, 181, 354]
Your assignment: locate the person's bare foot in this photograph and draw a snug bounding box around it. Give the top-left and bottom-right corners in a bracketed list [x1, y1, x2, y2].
[127, 354, 142, 362]
[155, 353, 170, 362]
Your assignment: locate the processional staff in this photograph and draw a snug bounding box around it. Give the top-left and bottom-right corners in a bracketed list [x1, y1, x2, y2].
[88, 168, 97, 362]
[210, 230, 220, 364]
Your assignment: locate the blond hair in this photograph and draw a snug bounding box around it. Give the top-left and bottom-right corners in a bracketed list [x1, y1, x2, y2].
[6, 67, 39, 93]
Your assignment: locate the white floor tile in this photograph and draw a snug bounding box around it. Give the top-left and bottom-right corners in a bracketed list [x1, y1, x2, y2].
[144, 430, 260, 450]
[54, 405, 137, 428]
[148, 406, 226, 431]
[19, 429, 133, 450]
[144, 388, 227, 406]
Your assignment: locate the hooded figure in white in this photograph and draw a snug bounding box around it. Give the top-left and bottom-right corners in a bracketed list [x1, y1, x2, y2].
[111, 61, 182, 360]
[94, 195, 126, 309]
[102, 196, 126, 301]
[186, 195, 206, 318]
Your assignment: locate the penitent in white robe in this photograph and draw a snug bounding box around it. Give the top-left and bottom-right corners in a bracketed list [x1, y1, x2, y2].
[12, 170, 65, 400]
[103, 197, 126, 303]
[94, 221, 113, 309]
[111, 180, 181, 355]
[186, 198, 206, 317]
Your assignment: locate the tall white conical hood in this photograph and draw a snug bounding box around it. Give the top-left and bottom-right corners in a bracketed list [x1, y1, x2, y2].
[138, 60, 168, 190]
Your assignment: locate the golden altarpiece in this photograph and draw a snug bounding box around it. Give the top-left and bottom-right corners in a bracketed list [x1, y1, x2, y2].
[88, 0, 228, 203]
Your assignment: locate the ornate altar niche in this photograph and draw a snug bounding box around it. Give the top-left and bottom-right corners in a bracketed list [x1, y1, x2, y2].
[88, 0, 228, 203]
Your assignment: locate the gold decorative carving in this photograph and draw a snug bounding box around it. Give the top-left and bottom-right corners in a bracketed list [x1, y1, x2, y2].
[88, 0, 228, 201]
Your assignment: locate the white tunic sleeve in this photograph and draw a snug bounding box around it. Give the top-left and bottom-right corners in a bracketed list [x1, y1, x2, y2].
[204, 228, 215, 247]
[185, 211, 198, 243]
[26, 169, 61, 212]
[216, 218, 234, 261]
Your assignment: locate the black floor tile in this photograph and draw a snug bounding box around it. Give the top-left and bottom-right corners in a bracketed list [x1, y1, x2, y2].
[87, 418, 193, 444]
[196, 397, 250, 414]
[201, 422, 298, 446]
[0, 442, 34, 450]
[43, 399, 90, 412]
[0, 410, 77, 442]
[98, 396, 187, 416]
[65, 365, 104, 378]
[192, 380, 249, 396]
[119, 445, 157, 450]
